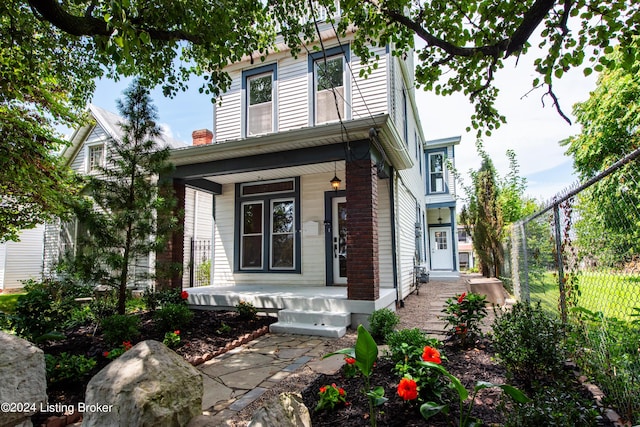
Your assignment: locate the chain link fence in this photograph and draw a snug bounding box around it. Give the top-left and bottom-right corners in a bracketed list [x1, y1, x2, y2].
[504, 148, 640, 424]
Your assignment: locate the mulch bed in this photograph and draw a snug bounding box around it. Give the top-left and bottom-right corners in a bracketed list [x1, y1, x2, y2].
[34, 310, 276, 425]
[302, 338, 509, 426]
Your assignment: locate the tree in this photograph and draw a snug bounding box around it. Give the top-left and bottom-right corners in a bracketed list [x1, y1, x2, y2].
[560, 40, 640, 265]
[71, 80, 177, 314]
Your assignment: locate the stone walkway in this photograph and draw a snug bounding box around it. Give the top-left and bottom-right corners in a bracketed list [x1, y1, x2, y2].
[188, 276, 474, 426]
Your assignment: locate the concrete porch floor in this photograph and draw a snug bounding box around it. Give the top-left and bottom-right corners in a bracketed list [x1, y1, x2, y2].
[184, 285, 398, 328]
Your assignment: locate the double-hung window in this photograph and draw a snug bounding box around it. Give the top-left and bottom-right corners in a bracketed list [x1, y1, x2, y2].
[243, 64, 277, 137]
[236, 178, 300, 273]
[310, 46, 349, 125]
[428, 152, 446, 193]
[86, 142, 105, 173]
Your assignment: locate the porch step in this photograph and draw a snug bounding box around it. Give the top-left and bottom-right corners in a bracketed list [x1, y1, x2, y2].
[269, 309, 351, 338]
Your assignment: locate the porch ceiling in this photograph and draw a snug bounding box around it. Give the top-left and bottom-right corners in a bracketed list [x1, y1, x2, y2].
[206, 161, 344, 185]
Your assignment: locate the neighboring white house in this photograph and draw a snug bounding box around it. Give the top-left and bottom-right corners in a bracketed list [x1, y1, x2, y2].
[457, 226, 476, 271]
[0, 225, 44, 292]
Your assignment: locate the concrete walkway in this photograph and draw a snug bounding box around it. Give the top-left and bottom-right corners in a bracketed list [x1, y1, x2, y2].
[188, 276, 475, 426]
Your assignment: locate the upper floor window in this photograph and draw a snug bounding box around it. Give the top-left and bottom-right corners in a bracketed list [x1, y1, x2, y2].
[310, 46, 349, 125]
[428, 152, 446, 193]
[86, 143, 105, 173]
[243, 64, 277, 137]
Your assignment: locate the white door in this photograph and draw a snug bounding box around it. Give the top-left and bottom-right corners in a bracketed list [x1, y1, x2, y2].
[430, 227, 453, 270]
[332, 197, 347, 285]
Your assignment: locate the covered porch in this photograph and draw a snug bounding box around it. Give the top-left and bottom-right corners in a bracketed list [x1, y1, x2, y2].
[185, 285, 397, 337]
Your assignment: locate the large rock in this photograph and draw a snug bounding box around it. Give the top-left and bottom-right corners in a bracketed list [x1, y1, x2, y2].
[0, 332, 47, 427]
[83, 340, 202, 427]
[248, 392, 311, 427]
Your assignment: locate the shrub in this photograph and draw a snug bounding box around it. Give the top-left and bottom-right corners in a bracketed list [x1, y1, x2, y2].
[441, 292, 488, 347]
[367, 308, 400, 343]
[100, 314, 141, 346]
[386, 328, 438, 364]
[45, 352, 97, 384]
[89, 295, 118, 323]
[154, 303, 194, 333]
[162, 330, 181, 349]
[63, 305, 94, 329]
[144, 288, 187, 311]
[236, 300, 257, 320]
[491, 302, 566, 388]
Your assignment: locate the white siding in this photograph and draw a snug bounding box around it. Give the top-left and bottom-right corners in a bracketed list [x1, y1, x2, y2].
[0, 225, 44, 290]
[278, 55, 309, 131]
[350, 46, 389, 119]
[377, 177, 394, 289]
[214, 74, 242, 142]
[396, 179, 417, 300]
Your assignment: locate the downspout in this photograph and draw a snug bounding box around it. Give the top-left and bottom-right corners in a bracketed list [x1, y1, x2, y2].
[389, 167, 399, 304]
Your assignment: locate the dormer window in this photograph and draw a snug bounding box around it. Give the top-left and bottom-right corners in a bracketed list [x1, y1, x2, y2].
[243, 64, 277, 137]
[87, 143, 105, 173]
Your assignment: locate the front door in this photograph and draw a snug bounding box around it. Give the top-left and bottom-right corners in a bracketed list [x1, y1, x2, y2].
[332, 196, 347, 284]
[430, 227, 453, 270]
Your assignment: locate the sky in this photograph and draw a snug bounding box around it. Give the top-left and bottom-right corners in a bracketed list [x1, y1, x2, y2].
[91, 46, 597, 204]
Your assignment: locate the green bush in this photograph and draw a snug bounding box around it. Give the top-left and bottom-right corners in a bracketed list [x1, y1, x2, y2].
[386, 328, 439, 364]
[100, 314, 141, 346]
[441, 292, 488, 347]
[236, 300, 257, 320]
[45, 352, 97, 384]
[63, 305, 94, 329]
[491, 302, 566, 388]
[144, 288, 187, 311]
[154, 303, 194, 333]
[367, 308, 400, 343]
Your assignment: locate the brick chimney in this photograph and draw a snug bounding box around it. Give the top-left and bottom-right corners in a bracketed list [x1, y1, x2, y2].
[192, 129, 213, 146]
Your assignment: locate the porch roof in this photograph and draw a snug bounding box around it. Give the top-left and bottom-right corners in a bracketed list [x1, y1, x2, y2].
[169, 114, 413, 171]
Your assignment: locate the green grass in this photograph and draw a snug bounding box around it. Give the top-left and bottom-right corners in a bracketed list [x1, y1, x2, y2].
[0, 293, 23, 314]
[529, 271, 640, 321]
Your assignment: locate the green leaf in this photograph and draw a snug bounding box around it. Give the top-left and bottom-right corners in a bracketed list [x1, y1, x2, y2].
[355, 324, 378, 377]
[366, 386, 388, 406]
[474, 381, 530, 403]
[419, 401, 449, 420]
[419, 361, 468, 400]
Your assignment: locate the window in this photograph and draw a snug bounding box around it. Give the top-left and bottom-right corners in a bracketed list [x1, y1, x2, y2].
[87, 143, 104, 172]
[247, 74, 273, 135]
[243, 64, 277, 137]
[315, 55, 344, 124]
[309, 46, 349, 125]
[435, 231, 448, 249]
[429, 152, 446, 193]
[236, 178, 300, 273]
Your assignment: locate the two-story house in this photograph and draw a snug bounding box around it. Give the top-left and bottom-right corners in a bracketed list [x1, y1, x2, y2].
[161, 24, 461, 335]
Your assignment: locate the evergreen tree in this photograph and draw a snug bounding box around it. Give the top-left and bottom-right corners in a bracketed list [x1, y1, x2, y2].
[73, 80, 177, 314]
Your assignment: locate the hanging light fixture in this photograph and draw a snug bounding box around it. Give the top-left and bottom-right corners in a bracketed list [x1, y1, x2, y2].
[437, 208, 443, 224]
[330, 162, 341, 192]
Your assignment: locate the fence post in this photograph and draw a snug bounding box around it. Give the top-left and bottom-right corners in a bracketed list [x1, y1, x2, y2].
[553, 204, 567, 323]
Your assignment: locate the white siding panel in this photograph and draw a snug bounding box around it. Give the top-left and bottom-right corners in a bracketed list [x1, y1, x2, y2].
[215, 74, 242, 142]
[377, 177, 394, 289]
[0, 243, 5, 289]
[278, 55, 309, 131]
[351, 46, 389, 118]
[1, 225, 44, 290]
[397, 180, 417, 300]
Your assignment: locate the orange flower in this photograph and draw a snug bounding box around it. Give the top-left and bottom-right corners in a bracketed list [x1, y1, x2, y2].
[458, 292, 467, 304]
[397, 377, 418, 401]
[344, 357, 356, 365]
[422, 346, 442, 364]
[181, 290, 189, 300]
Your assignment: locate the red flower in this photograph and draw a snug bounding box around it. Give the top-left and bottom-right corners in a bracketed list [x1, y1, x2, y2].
[319, 386, 327, 394]
[174, 330, 180, 335]
[181, 290, 189, 300]
[458, 292, 467, 304]
[344, 357, 356, 365]
[122, 341, 132, 351]
[397, 377, 418, 401]
[338, 388, 345, 396]
[103, 351, 109, 357]
[422, 346, 442, 364]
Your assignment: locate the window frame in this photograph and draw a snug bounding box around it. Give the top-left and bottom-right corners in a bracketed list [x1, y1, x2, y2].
[242, 64, 277, 138]
[85, 141, 105, 173]
[235, 177, 301, 273]
[427, 150, 448, 194]
[308, 45, 350, 125]
[240, 201, 265, 270]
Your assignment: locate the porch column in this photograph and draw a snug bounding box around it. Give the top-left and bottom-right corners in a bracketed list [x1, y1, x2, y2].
[346, 158, 380, 300]
[156, 179, 186, 290]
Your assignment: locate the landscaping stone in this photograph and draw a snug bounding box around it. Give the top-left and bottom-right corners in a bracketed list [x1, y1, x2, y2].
[248, 392, 311, 427]
[0, 332, 47, 427]
[83, 340, 202, 427]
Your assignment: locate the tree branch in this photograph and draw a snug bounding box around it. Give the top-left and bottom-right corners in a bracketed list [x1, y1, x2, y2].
[543, 84, 572, 125]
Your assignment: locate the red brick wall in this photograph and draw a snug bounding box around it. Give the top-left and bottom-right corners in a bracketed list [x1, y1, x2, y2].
[346, 159, 380, 300]
[155, 179, 185, 290]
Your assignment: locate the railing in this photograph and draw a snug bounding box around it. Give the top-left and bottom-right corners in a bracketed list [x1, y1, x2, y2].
[189, 238, 212, 288]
